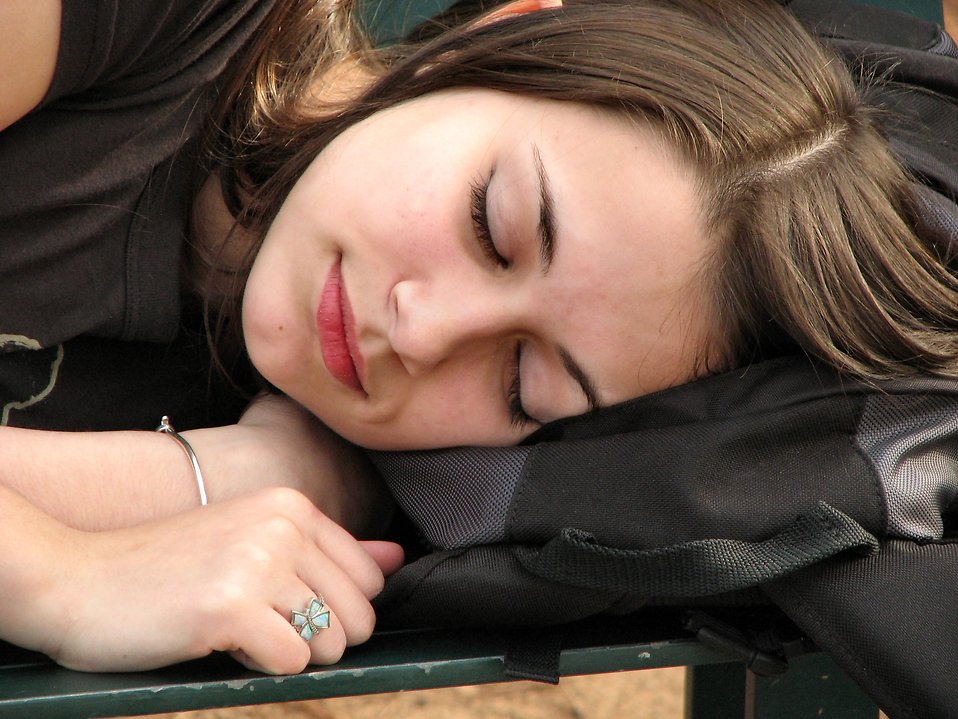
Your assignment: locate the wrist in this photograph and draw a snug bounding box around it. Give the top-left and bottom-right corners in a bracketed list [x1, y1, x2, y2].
[156, 417, 207, 506]
[0, 425, 213, 530]
[178, 424, 270, 503]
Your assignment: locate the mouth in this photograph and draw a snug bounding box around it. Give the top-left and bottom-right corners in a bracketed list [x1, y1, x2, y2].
[317, 256, 367, 394]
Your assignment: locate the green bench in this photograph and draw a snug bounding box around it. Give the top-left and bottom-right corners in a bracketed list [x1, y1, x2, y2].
[0, 612, 879, 718]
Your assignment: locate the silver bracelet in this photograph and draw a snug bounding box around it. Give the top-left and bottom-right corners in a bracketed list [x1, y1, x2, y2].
[156, 416, 208, 507]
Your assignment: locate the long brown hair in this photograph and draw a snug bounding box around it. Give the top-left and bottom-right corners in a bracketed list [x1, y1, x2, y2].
[201, 0, 958, 389]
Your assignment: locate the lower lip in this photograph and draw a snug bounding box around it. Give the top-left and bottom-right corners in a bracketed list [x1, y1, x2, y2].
[317, 257, 365, 393]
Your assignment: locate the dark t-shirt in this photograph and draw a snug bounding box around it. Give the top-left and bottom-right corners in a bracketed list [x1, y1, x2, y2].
[0, 0, 274, 430]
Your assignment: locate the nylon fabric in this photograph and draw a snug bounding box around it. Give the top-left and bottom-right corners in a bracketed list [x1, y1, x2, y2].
[930, 26, 958, 57]
[374, 543, 627, 627]
[856, 393, 958, 540]
[370, 445, 531, 549]
[514, 504, 878, 597]
[509, 361, 886, 548]
[912, 185, 958, 264]
[767, 540, 958, 719]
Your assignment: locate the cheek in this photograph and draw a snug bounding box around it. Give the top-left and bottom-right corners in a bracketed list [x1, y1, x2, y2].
[242, 262, 283, 376]
[241, 250, 314, 393]
[323, 132, 454, 242]
[374, 380, 519, 449]
[241, 295, 301, 391]
[372, 171, 465, 268]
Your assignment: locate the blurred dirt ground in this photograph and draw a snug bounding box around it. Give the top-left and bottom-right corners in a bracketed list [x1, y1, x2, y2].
[137, 668, 685, 719]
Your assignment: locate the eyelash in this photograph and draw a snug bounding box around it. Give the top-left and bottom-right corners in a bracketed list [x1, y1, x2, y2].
[470, 176, 509, 269]
[507, 342, 534, 428]
[469, 175, 533, 427]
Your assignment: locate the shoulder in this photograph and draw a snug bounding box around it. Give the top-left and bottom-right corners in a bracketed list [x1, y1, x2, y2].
[48, 0, 277, 104]
[3, 0, 278, 120]
[0, 0, 60, 131]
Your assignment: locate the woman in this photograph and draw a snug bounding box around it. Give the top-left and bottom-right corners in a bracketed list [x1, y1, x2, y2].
[0, 0, 954, 675]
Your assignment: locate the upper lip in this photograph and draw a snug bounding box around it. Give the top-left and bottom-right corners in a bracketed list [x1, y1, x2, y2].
[339, 269, 367, 392]
[316, 255, 368, 395]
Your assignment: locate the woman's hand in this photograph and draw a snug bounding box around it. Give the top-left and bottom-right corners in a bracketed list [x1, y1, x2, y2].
[185, 393, 394, 537]
[36, 488, 403, 674]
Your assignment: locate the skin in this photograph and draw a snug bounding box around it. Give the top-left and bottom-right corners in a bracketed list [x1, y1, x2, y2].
[0, 0, 59, 131]
[7, 484, 402, 673]
[243, 89, 715, 450]
[945, 0, 958, 41]
[0, 0, 404, 674]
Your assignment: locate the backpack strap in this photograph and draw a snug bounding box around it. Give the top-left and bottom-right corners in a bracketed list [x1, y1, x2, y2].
[514, 503, 878, 597]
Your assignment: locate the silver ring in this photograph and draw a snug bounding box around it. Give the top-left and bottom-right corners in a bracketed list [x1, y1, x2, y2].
[291, 596, 330, 641]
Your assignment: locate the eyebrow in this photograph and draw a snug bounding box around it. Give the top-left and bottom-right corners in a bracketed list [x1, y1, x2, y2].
[532, 144, 556, 273]
[531, 145, 600, 413]
[557, 346, 601, 412]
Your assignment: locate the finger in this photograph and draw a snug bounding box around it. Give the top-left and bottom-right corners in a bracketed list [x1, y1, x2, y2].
[308, 609, 347, 665]
[287, 596, 349, 666]
[260, 489, 387, 599]
[230, 608, 312, 675]
[360, 540, 405, 576]
[230, 649, 271, 674]
[291, 541, 378, 645]
[308, 512, 389, 598]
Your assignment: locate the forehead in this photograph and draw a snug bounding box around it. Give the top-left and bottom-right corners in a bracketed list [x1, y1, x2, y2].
[519, 98, 715, 405]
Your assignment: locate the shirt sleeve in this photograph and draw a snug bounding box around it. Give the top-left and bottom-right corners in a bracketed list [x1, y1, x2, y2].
[42, 0, 273, 106]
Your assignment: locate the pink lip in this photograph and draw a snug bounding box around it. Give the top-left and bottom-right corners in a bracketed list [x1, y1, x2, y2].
[317, 257, 366, 393]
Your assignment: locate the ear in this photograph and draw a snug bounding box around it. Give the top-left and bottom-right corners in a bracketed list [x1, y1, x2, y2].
[475, 0, 563, 27]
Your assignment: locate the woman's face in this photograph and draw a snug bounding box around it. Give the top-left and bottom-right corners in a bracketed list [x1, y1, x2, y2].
[243, 89, 714, 450]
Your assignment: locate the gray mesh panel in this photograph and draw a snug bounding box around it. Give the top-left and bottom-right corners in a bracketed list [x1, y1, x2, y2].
[930, 27, 958, 59]
[369, 446, 532, 549]
[912, 184, 958, 263]
[856, 394, 958, 541]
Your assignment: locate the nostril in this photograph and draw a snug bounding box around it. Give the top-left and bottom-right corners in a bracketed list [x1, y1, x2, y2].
[387, 281, 428, 375]
[386, 280, 405, 339]
[388, 282, 400, 331]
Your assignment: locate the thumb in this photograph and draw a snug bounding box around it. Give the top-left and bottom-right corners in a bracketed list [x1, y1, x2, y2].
[360, 540, 405, 577]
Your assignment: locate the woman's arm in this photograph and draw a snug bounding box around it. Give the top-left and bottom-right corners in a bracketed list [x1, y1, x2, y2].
[192, 393, 397, 537]
[0, 393, 394, 536]
[944, 0, 958, 41]
[0, 483, 403, 672]
[0, 0, 60, 131]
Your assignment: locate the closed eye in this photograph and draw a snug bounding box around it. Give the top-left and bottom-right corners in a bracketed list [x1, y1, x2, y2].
[469, 175, 534, 427]
[470, 172, 509, 269]
[507, 342, 536, 428]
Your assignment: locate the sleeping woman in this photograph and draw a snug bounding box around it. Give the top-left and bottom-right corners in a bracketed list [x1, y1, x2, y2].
[0, 0, 955, 674]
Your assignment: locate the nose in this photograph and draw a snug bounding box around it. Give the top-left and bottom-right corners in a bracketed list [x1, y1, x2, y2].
[388, 277, 520, 376]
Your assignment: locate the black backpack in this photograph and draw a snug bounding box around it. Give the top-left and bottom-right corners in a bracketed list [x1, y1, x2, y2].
[369, 3, 958, 718]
